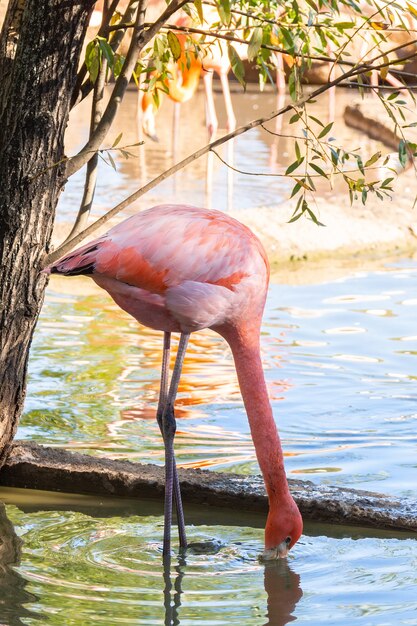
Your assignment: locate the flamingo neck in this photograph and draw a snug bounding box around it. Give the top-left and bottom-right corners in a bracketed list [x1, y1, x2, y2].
[223, 325, 291, 507]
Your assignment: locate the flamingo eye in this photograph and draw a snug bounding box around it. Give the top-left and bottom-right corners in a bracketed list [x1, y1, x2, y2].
[285, 536, 292, 546]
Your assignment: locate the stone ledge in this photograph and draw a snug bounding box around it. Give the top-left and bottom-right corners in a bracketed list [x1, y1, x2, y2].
[1, 441, 416, 533]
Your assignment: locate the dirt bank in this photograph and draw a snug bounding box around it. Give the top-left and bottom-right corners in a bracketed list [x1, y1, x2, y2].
[240, 177, 417, 273]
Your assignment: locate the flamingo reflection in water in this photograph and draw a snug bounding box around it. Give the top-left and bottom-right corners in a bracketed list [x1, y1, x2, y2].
[49, 204, 303, 559]
[162, 553, 302, 626]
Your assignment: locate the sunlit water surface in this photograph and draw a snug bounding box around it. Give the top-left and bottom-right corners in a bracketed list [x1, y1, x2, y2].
[1, 89, 417, 624]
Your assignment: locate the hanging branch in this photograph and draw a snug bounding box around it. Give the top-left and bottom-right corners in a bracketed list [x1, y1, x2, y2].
[71, 0, 140, 109]
[65, 0, 189, 180]
[65, 0, 145, 178]
[65, 55, 108, 242]
[45, 42, 417, 266]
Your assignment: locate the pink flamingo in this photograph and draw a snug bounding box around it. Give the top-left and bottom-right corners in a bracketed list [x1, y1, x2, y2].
[48, 204, 303, 559]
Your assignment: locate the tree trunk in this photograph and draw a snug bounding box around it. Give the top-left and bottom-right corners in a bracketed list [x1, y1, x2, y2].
[0, 0, 94, 467]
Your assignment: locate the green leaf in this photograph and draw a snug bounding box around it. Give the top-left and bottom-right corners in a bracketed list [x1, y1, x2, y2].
[381, 177, 394, 188]
[295, 141, 301, 160]
[306, 174, 316, 191]
[112, 133, 123, 148]
[289, 112, 301, 124]
[167, 31, 182, 62]
[194, 0, 204, 23]
[364, 151, 381, 167]
[248, 27, 263, 62]
[330, 147, 339, 166]
[398, 140, 408, 168]
[288, 194, 305, 223]
[290, 181, 303, 198]
[85, 40, 100, 84]
[280, 26, 295, 53]
[334, 21, 355, 29]
[288, 212, 303, 223]
[152, 88, 160, 109]
[361, 188, 368, 204]
[308, 115, 324, 127]
[288, 69, 297, 102]
[306, 206, 325, 226]
[113, 54, 125, 78]
[285, 157, 304, 175]
[218, 0, 231, 26]
[98, 38, 114, 67]
[154, 36, 166, 57]
[310, 162, 328, 178]
[107, 152, 117, 171]
[228, 44, 246, 89]
[304, 0, 318, 11]
[318, 122, 333, 139]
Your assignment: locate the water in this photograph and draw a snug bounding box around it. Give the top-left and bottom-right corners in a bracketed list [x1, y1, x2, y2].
[57, 86, 379, 230]
[2, 88, 417, 624]
[7, 259, 416, 625]
[0, 489, 416, 625]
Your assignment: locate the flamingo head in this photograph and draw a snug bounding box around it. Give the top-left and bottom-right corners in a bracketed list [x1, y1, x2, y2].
[262, 497, 303, 560]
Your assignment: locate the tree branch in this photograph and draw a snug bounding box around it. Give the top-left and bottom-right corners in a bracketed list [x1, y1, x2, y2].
[65, 51, 109, 242]
[45, 44, 416, 266]
[65, 0, 190, 179]
[71, 0, 144, 109]
[65, 0, 145, 178]
[107, 20, 417, 75]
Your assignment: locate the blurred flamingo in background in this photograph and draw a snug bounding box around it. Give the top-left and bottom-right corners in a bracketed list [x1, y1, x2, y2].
[48, 204, 303, 559]
[140, 18, 202, 142]
[140, 8, 247, 143]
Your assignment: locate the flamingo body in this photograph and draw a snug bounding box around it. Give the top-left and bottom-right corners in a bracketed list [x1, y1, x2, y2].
[50, 204, 302, 558]
[54, 205, 268, 334]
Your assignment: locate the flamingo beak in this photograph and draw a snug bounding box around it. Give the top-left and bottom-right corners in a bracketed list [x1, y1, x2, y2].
[260, 540, 289, 561]
[145, 131, 159, 143]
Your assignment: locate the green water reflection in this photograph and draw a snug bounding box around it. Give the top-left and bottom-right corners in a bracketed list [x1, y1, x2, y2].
[0, 489, 416, 625]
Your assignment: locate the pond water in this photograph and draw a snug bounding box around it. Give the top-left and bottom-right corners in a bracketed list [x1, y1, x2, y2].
[2, 88, 417, 624]
[0, 489, 416, 625]
[57, 86, 389, 231]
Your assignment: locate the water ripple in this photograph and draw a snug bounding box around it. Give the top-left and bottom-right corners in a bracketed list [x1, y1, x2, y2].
[2, 504, 416, 626]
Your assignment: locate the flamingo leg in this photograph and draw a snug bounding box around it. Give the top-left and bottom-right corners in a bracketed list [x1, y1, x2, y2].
[157, 332, 187, 551]
[219, 69, 236, 133]
[203, 70, 218, 140]
[160, 332, 190, 557]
